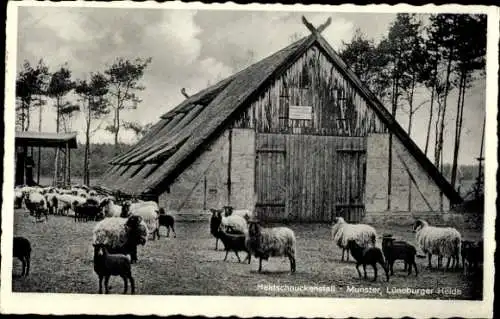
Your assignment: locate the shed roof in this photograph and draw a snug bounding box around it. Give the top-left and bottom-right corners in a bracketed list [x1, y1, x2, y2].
[15, 131, 78, 149]
[98, 27, 462, 204]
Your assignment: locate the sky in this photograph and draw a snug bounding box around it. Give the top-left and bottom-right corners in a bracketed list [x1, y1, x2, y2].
[13, 4, 488, 166]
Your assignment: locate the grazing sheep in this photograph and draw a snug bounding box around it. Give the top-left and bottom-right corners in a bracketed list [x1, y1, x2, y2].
[92, 216, 148, 263]
[93, 244, 135, 294]
[462, 240, 483, 275]
[210, 209, 224, 250]
[217, 227, 251, 263]
[331, 216, 377, 262]
[413, 219, 461, 270]
[382, 234, 419, 276]
[247, 220, 296, 273]
[347, 239, 389, 282]
[157, 208, 176, 238]
[13, 236, 31, 276]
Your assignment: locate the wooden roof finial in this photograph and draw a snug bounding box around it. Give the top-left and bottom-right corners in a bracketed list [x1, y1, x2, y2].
[181, 88, 190, 99]
[302, 16, 332, 38]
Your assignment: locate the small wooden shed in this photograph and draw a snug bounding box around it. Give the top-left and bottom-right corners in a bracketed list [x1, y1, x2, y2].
[98, 18, 462, 223]
[15, 131, 77, 187]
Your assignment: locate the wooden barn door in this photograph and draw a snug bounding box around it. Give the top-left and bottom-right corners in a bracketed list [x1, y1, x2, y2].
[255, 134, 287, 221]
[334, 148, 367, 222]
[255, 133, 366, 223]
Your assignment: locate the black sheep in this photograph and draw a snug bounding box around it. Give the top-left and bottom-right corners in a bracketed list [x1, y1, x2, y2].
[210, 209, 223, 250]
[347, 239, 389, 282]
[157, 208, 176, 238]
[217, 228, 250, 263]
[13, 236, 31, 276]
[462, 240, 483, 275]
[93, 244, 135, 294]
[382, 235, 418, 276]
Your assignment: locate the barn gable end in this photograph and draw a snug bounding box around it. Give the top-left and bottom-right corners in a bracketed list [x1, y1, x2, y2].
[98, 18, 461, 222]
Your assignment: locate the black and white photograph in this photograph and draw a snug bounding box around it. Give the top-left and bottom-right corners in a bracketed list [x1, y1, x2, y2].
[1, 1, 496, 318]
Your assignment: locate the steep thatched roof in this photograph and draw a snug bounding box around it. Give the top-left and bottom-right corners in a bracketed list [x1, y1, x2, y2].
[97, 30, 462, 204]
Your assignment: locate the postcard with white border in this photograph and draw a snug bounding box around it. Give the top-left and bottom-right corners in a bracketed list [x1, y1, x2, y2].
[1, 1, 497, 318]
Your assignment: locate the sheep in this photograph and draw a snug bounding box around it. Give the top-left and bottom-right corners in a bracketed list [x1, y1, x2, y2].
[14, 189, 24, 209]
[24, 191, 48, 222]
[100, 198, 124, 218]
[461, 239, 483, 275]
[121, 202, 160, 240]
[13, 236, 32, 276]
[331, 216, 377, 262]
[210, 209, 224, 250]
[247, 220, 296, 273]
[93, 243, 135, 294]
[222, 205, 254, 220]
[221, 214, 248, 235]
[44, 193, 58, 215]
[92, 215, 148, 263]
[157, 208, 176, 238]
[347, 239, 389, 282]
[55, 194, 82, 216]
[381, 234, 419, 276]
[217, 226, 251, 263]
[74, 198, 102, 222]
[413, 219, 462, 270]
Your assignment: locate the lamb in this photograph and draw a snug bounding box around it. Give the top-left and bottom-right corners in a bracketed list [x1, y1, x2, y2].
[347, 239, 389, 282]
[93, 243, 135, 294]
[381, 234, 418, 276]
[222, 205, 254, 220]
[217, 226, 251, 263]
[247, 220, 296, 273]
[122, 202, 160, 240]
[331, 216, 377, 261]
[461, 239, 483, 275]
[13, 236, 32, 276]
[157, 208, 176, 238]
[413, 219, 461, 270]
[92, 215, 149, 263]
[210, 209, 224, 250]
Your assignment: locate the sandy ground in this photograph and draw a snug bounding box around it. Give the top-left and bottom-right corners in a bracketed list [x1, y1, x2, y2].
[10, 209, 483, 299]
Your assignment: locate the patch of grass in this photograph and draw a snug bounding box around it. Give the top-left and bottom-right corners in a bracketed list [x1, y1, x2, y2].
[11, 210, 483, 299]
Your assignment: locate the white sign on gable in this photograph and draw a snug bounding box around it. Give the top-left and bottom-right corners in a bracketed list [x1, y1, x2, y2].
[289, 106, 313, 120]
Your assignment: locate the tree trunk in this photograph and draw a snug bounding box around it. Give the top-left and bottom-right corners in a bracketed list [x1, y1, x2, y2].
[54, 97, 61, 185]
[436, 45, 455, 174]
[450, 71, 467, 188]
[37, 98, 42, 184]
[424, 82, 436, 156]
[84, 97, 92, 186]
[434, 96, 443, 167]
[407, 74, 416, 137]
[114, 107, 120, 155]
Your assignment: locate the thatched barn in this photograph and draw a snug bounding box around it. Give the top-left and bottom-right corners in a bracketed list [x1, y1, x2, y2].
[98, 18, 462, 223]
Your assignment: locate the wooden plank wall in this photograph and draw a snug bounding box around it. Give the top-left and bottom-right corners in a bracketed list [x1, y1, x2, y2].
[256, 133, 367, 222]
[233, 45, 388, 136]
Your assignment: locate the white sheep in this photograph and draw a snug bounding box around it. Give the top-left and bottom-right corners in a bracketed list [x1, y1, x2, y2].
[221, 215, 248, 235]
[92, 216, 149, 263]
[24, 191, 48, 221]
[14, 189, 24, 209]
[247, 220, 296, 273]
[331, 217, 377, 262]
[100, 198, 123, 218]
[122, 202, 160, 240]
[413, 219, 462, 270]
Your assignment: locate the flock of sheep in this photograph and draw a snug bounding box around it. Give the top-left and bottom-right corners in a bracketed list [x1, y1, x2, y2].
[11, 185, 483, 294]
